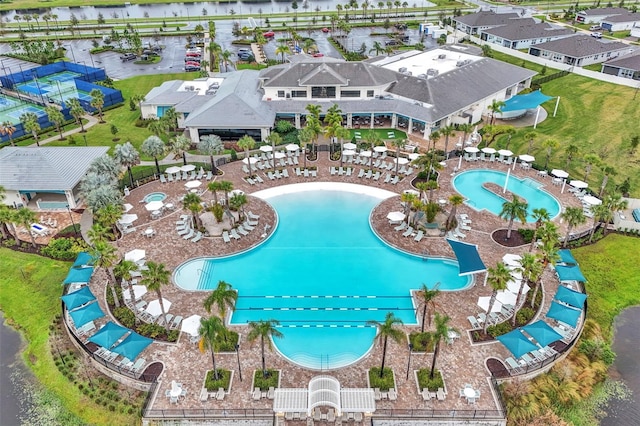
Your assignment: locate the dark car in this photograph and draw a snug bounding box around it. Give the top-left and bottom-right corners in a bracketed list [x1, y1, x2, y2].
[238, 52, 254, 61]
[401, 35, 410, 42]
[120, 53, 136, 62]
[185, 64, 201, 72]
[385, 40, 399, 46]
[185, 56, 202, 62]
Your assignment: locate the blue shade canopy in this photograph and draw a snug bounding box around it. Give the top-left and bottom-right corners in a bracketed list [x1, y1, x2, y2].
[61, 286, 96, 311]
[546, 301, 582, 328]
[63, 267, 94, 284]
[446, 239, 486, 276]
[501, 90, 553, 112]
[555, 286, 588, 309]
[522, 320, 563, 347]
[72, 252, 96, 268]
[68, 301, 104, 328]
[557, 249, 577, 265]
[497, 329, 538, 359]
[88, 322, 129, 348]
[555, 265, 587, 282]
[110, 331, 153, 361]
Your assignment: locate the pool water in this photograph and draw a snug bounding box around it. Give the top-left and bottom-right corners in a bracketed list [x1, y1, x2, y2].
[452, 169, 560, 222]
[144, 192, 167, 203]
[174, 189, 470, 369]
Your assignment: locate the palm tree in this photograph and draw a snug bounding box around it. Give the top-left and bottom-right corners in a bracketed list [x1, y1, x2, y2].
[0, 121, 17, 146]
[247, 319, 284, 378]
[417, 283, 440, 331]
[369, 41, 385, 56]
[488, 99, 506, 124]
[113, 141, 140, 188]
[415, 181, 429, 202]
[199, 316, 226, 379]
[90, 240, 120, 308]
[565, 144, 579, 170]
[20, 112, 41, 146]
[483, 262, 511, 333]
[114, 259, 138, 302]
[14, 208, 37, 248]
[275, 43, 290, 63]
[298, 127, 313, 169]
[512, 253, 542, 326]
[366, 312, 404, 378]
[524, 131, 537, 155]
[429, 313, 455, 380]
[0, 205, 13, 241]
[203, 280, 238, 324]
[162, 107, 179, 134]
[439, 125, 455, 159]
[141, 135, 166, 176]
[207, 181, 223, 206]
[89, 89, 106, 123]
[266, 132, 283, 170]
[87, 222, 113, 245]
[598, 165, 616, 197]
[45, 106, 65, 140]
[183, 192, 203, 228]
[582, 153, 600, 182]
[169, 135, 191, 164]
[499, 196, 528, 240]
[541, 138, 559, 170]
[561, 207, 586, 248]
[528, 208, 550, 252]
[230, 193, 247, 218]
[199, 134, 224, 174]
[237, 135, 256, 176]
[221, 50, 233, 72]
[66, 98, 87, 132]
[141, 261, 171, 330]
[446, 194, 464, 230]
[391, 138, 406, 175]
[588, 204, 611, 243]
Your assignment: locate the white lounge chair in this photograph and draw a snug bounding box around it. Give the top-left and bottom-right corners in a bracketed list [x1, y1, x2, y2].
[237, 225, 249, 236]
[414, 230, 424, 242]
[247, 211, 260, 220]
[230, 229, 241, 239]
[467, 316, 480, 329]
[403, 226, 414, 237]
[182, 229, 195, 240]
[191, 232, 203, 243]
[222, 231, 231, 243]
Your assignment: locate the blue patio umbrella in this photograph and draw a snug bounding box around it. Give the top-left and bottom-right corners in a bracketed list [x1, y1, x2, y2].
[63, 267, 94, 285]
[68, 301, 104, 328]
[522, 320, 563, 347]
[88, 321, 129, 348]
[61, 286, 96, 311]
[557, 249, 577, 266]
[546, 301, 582, 328]
[110, 331, 153, 361]
[72, 252, 96, 268]
[496, 329, 538, 359]
[555, 286, 588, 309]
[555, 265, 587, 282]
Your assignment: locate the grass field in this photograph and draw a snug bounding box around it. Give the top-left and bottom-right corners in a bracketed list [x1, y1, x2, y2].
[0, 248, 137, 425]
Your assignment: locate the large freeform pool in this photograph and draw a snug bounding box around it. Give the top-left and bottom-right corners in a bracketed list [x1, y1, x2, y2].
[173, 184, 471, 370]
[452, 169, 560, 222]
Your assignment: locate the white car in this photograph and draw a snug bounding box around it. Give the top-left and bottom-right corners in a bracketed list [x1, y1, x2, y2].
[591, 32, 602, 39]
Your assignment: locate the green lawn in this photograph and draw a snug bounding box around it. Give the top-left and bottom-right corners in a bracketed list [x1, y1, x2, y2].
[0, 248, 137, 425]
[349, 128, 407, 141]
[573, 234, 640, 340]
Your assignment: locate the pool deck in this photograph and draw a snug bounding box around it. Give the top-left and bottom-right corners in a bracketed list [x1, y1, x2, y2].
[83, 149, 591, 421]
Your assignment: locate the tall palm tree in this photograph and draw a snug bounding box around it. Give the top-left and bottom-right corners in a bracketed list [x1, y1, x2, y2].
[499, 196, 528, 240]
[582, 153, 600, 182]
[219, 181, 234, 206]
[141, 261, 171, 330]
[275, 43, 290, 63]
[114, 259, 138, 302]
[247, 319, 284, 378]
[199, 134, 224, 174]
[512, 253, 542, 326]
[183, 192, 203, 228]
[298, 127, 314, 169]
[366, 312, 404, 378]
[0, 205, 13, 241]
[369, 41, 385, 56]
[20, 112, 41, 146]
[266, 132, 282, 170]
[169, 134, 191, 164]
[415, 181, 429, 202]
[391, 138, 406, 175]
[141, 135, 166, 176]
[429, 313, 455, 380]
[528, 208, 550, 252]
[446, 194, 464, 230]
[66, 98, 87, 133]
[237, 135, 256, 176]
[0, 121, 17, 146]
[207, 181, 223, 206]
[90, 240, 120, 308]
[89, 89, 106, 123]
[87, 222, 113, 245]
[203, 280, 238, 324]
[14, 208, 37, 248]
[45, 106, 65, 140]
[488, 99, 506, 124]
[565, 144, 579, 170]
[199, 316, 226, 379]
[588, 204, 611, 243]
[560, 207, 586, 248]
[418, 283, 440, 331]
[483, 262, 511, 333]
[113, 141, 140, 188]
[541, 138, 559, 170]
[598, 165, 616, 197]
[221, 50, 233, 72]
[439, 125, 455, 159]
[524, 131, 537, 155]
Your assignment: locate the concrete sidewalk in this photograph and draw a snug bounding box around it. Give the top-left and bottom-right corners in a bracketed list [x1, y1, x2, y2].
[32, 114, 100, 147]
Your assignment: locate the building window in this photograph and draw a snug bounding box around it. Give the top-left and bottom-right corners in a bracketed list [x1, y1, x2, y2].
[367, 90, 374, 97]
[311, 86, 336, 98]
[340, 90, 360, 97]
[277, 90, 285, 98]
[291, 90, 306, 98]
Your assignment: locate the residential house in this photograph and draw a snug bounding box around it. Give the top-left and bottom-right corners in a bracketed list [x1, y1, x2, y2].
[601, 50, 640, 80]
[600, 13, 640, 32]
[481, 22, 574, 49]
[452, 11, 525, 35]
[528, 35, 632, 66]
[575, 7, 628, 24]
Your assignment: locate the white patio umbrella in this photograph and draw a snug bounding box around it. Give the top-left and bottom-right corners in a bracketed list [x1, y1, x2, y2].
[394, 157, 409, 165]
[374, 146, 388, 153]
[146, 298, 172, 316]
[464, 147, 480, 153]
[507, 280, 530, 295]
[145, 201, 164, 211]
[165, 166, 181, 175]
[230, 189, 245, 197]
[342, 149, 356, 156]
[551, 169, 569, 178]
[285, 144, 299, 151]
[132, 285, 147, 299]
[123, 203, 133, 213]
[185, 180, 202, 189]
[583, 195, 602, 205]
[125, 249, 146, 263]
[386, 211, 406, 222]
[274, 152, 286, 159]
[343, 142, 357, 150]
[403, 189, 420, 196]
[481, 147, 496, 154]
[259, 145, 273, 152]
[360, 150, 372, 157]
[519, 154, 535, 163]
[478, 296, 503, 313]
[118, 214, 138, 225]
[242, 157, 258, 165]
[181, 314, 202, 337]
[496, 290, 518, 306]
[509, 268, 523, 281]
[498, 149, 513, 157]
[408, 152, 420, 160]
[502, 253, 521, 267]
[570, 180, 588, 189]
[181, 164, 196, 172]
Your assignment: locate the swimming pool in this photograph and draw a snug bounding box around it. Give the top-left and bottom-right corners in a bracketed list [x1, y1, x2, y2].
[173, 185, 471, 369]
[452, 169, 560, 222]
[144, 192, 167, 203]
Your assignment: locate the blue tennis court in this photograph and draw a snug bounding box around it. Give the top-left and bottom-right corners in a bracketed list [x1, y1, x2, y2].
[0, 97, 18, 108]
[46, 71, 81, 82]
[6, 105, 46, 120]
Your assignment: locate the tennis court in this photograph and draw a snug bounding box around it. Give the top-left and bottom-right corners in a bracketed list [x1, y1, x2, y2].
[45, 71, 81, 82]
[0, 99, 47, 124]
[16, 78, 92, 104]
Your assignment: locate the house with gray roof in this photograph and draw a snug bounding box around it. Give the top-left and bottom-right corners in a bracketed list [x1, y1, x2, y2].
[600, 12, 640, 32]
[480, 22, 574, 49]
[575, 7, 628, 24]
[601, 50, 640, 80]
[452, 11, 523, 35]
[0, 146, 108, 210]
[528, 35, 632, 66]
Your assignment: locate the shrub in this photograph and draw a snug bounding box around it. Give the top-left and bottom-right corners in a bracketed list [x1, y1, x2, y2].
[416, 368, 444, 391]
[167, 330, 179, 342]
[515, 307, 535, 326]
[517, 228, 535, 243]
[275, 120, 295, 134]
[368, 367, 395, 391]
[113, 307, 136, 328]
[41, 237, 89, 260]
[253, 369, 279, 390]
[487, 322, 512, 338]
[204, 369, 231, 391]
[214, 329, 239, 352]
[136, 323, 166, 339]
[579, 339, 616, 365]
[409, 332, 435, 352]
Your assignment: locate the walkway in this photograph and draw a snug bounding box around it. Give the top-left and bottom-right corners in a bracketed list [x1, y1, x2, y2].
[33, 114, 100, 147]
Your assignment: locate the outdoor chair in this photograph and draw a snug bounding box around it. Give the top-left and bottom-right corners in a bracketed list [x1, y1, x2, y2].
[388, 389, 397, 400]
[182, 229, 195, 240]
[171, 316, 183, 330]
[216, 388, 225, 400]
[191, 232, 203, 243]
[252, 388, 262, 400]
[358, 169, 365, 178]
[346, 167, 352, 176]
[414, 230, 424, 242]
[331, 166, 337, 175]
[394, 222, 407, 232]
[295, 168, 302, 176]
[160, 174, 167, 184]
[230, 229, 241, 240]
[222, 231, 231, 243]
[206, 171, 213, 180]
[391, 176, 400, 185]
[196, 170, 203, 179]
[421, 388, 431, 401]
[467, 316, 480, 329]
[403, 226, 414, 237]
[248, 211, 260, 220]
[237, 226, 249, 236]
[282, 168, 289, 178]
[167, 174, 174, 182]
[374, 388, 382, 400]
[310, 170, 317, 177]
[254, 174, 264, 183]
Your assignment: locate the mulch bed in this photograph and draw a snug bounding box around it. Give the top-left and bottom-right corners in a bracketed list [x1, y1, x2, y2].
[140, 362, 164, 382]
[491, 229, 528, 248]
[486, 358, 509, 378]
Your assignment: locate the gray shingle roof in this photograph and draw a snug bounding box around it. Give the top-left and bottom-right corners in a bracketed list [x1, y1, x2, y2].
[0, 146, 109, 191]
[603, 49, 640, 71]
[482, 22, 574, 41]
[260, 61, 399, 88]
[531, 35, 630, 58]
[454, 11, 521, 27]
[579, 7, 628, 16]
[602, 12, 640, 22]
[142, 80, 197, 106]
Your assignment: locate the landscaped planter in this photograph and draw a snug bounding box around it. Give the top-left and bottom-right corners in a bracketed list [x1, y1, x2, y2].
[366, 367, 396, 392]
[251, 369, 281, 392]
[414, 368, 447, 395]
[203, 369, 234, 394]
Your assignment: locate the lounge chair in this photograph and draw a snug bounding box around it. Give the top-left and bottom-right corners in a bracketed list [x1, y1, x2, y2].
[248, 211, 260, 220]
[467, 316, 480, 329]
[331, 166, 337, 175]
[230, 229, 241, 240]
[505, 357, 523, 372]
[421, 388, 431, 400]
[358, 169, 365, 178]
[414, 230, 424, 242]
[520, 353, 536, 365]
[167, 173, 174, 182]
[182, 229, 195, 240]
[222, 231, 231, 243]
[295, 167, 302, 176]
[267, 387, 275, 399]
[243, 221, 255, 231]
[252, 387, 262, 400]
[338, 167, 345, 175]
[170, 315, 183, 330]
[282, 168, 289, 178]
[403, 226, 414, 237]
[255, 175, 264, 183]
[131, 358, 145, 373]
[216, 388, 225, 400]
[460, 225, 472, 231]
[374, 388, 382, 400]
[191, 232, 203, 243]
[246, 218, 259, 227]
[177, 227, 191, 236]
[388, 388, 397, 400]
[274, 170, 282, 179]
[346, 167, 352, 176]
[391, 176, 400, 185]
[246, 177, 256, 185]
[436, 388, 446, 400]
[373, 171, 381, 181]
[189, 171, 196, 180]
[159, 174, 167, 183]
[304, 169, 310, 177]
[196, 170, 203, 179]
[310, 170, 317, 177]
[394, 222, 407, 231]
[206, 171, 213, 180]
[267, 171, 275, 180]
[237, 225, 249, 236]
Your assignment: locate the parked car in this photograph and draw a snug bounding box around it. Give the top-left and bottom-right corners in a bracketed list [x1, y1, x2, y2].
[186, 51, 202, 57]
[321, 27, 330, 33]
[185, 61, 201, 67]
[120, 53, 136, 62]
[591, 31, 603, 38]
[313, 53, 324, 57]
[185, 64, 201, 72]
[263, 31, 275, 38]
[185, 56, 202, 62]
[589, 25, 601, 31]
[385, 40, 399, 46]
[238, 52, 254, 61]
